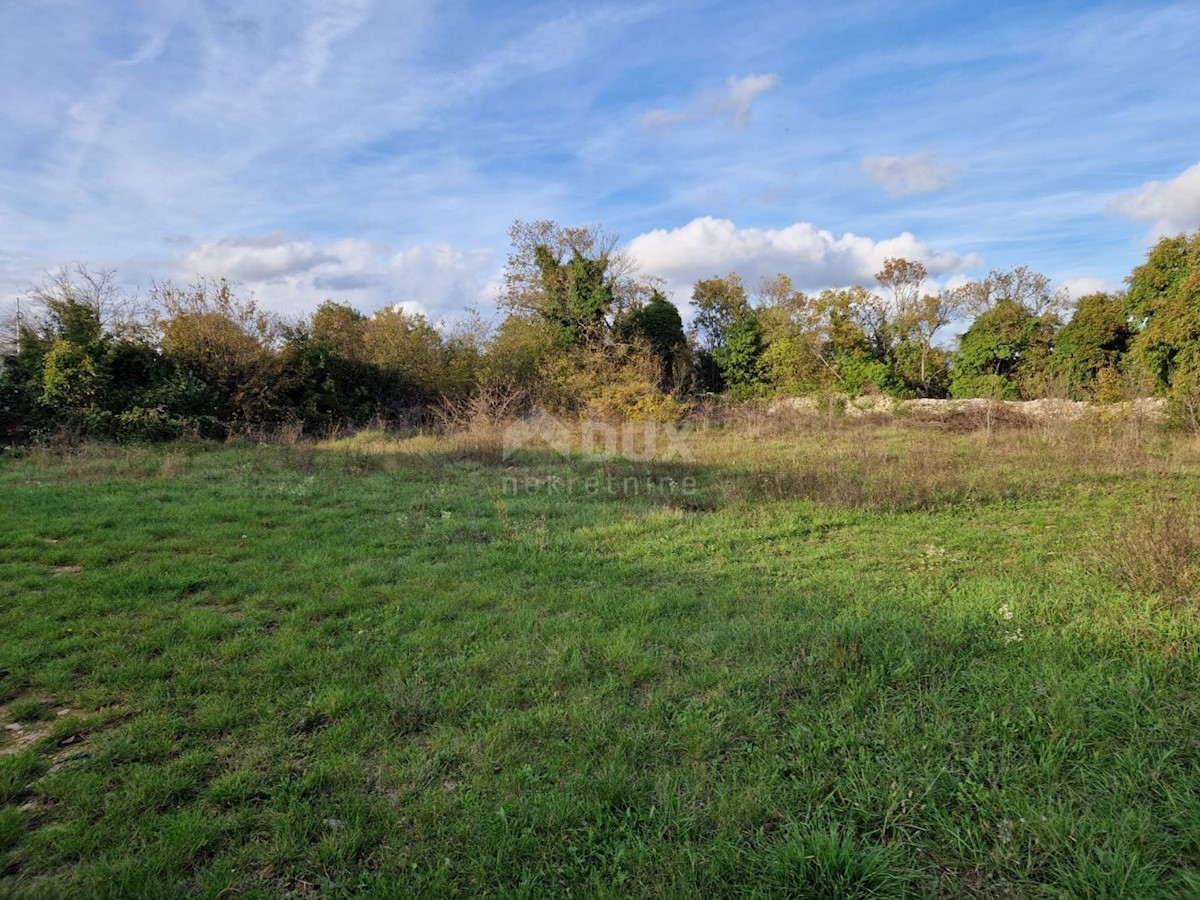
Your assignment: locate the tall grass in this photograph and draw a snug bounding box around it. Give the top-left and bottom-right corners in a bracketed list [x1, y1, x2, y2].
[1101, 498, 1200, 606]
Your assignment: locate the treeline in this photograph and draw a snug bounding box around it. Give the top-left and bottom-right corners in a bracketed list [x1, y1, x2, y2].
[2, 223, 1200, 442]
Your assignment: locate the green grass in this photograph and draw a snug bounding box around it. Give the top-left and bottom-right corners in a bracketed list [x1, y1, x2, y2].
[2, 422, 1200, 896]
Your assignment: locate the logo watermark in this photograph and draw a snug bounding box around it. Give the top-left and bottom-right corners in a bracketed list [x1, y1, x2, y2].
[502, 410, 694, 463]
[500, 472, 698, 497]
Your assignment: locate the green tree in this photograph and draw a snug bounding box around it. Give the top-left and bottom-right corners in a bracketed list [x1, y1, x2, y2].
[482, 314, 558, 392]
[712, 314, 765, 395]
[755, 275, 836, 394]
[500, 220, 644, 346]
[1125, 232, 1200, 397]
[817, 286, 900, 395]
[951, 299, 1058, 400]
[614, 290, 689, 391]
[690, 274, 764, 393]
[310, 301, 368, 360]
[1054, 292, 1131, 400]
[364, 308, 450, 400]
[691, 273, 751, 352]
[875, 259, 961, 396]
[41, 340, 104, 416]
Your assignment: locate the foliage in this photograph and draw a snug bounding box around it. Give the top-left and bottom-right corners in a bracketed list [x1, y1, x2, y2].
[40, 340, 104, 416]
[1054, 292, 1132, 400]
[481, 314, 557, 392]
[956, 264, 1070, 318]
[10, 233, 1200, 444]
[155, 278, 282, 426]
[951, 300, 1059, 399]
[1124, 232, 1200, 419]
[614, 291, 690, 392]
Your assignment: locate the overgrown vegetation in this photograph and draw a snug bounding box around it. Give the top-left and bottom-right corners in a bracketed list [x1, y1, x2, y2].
[5, 229, 1200, 445]
[2, 417, 1200, 895]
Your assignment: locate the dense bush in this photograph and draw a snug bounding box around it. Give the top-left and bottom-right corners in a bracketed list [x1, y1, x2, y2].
[5, 228, 1200, 444]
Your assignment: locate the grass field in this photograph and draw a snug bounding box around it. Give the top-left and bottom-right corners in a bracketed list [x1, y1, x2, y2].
[3, 415, 1200, 897]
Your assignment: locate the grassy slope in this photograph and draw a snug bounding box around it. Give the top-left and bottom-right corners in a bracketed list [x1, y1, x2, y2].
[2, 422, 1200, 897]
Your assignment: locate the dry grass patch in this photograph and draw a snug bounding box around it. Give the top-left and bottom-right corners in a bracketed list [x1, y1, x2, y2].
[1099, 497, 1200, 606]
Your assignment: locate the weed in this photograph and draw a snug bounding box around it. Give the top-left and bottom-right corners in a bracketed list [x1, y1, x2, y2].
[1099, 496, 1200, 606]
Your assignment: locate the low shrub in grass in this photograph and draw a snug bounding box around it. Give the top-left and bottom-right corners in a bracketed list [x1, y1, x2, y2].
[1101, 497, 1200, 606]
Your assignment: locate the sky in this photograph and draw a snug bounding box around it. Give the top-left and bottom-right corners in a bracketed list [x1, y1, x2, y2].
[2, 0, 1199, 328]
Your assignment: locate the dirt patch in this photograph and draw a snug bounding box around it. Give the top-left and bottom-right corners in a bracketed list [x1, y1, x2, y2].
[1, 719, 54, 756]
[0, 704, 78, 757]
[51, 564, 83, 576]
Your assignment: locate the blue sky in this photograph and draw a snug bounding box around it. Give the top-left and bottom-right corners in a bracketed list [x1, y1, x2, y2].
[2, 0, 1198, 324]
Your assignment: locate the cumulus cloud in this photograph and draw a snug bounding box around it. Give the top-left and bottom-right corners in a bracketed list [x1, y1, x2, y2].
[176, 234, 496, 319]
[1060, 276, 1111, 300]
[627, 217, 978, 305]
[180, 235, 340, 282]
[640, 73, 779, 132]
[861, 151, 959, 197]
[388, 244, 497, 314]
[1109, 161, 1200, 236]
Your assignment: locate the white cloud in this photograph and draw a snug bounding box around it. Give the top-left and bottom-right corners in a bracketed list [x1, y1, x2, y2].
[862, 151, 959, 197]
[627, 217, 978, 305]
[388, 244, 497, 315]
[296, 0, 373, 87]
[175, 234, 496, 320]
[1109, 161, 1200, 236]
[1060, 276, 1111, 300]
[641, 73, 779, 132]
[716, 74, 780, 128]
[180, 235, 340, 282]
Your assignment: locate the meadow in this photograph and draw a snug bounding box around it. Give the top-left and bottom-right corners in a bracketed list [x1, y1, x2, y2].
[2, 410, 1200, 897]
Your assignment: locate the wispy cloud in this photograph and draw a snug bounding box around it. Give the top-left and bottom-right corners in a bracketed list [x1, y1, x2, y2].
[1109, 161, 1200, 237]
[295, 0, 373, 87]
[862, 151, 958, 198]
[2, 0, 1199, 322]
[640, 73, 779, 132]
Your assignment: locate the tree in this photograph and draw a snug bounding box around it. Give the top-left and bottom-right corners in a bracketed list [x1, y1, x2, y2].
[816, 286, 900, 395]
[690, 273, 765, 392]
[614, 291, 689, 392]
[711, 314, 765, 395]
[309, 301, 367, 359]
[41, 339, 104, 418]
[26, 264, 147, 342]
[898, 291, 961, 396]
[1054, 292, 1131, 400]
[155, 278, 282, 425]
[951, 299, 1058, 400]
[874, 257, 960, 396]
[500, 220, 645, 346]
[534, 245, 615, 344]
[755, 275, 838, 393]
[874, 258, 927, 320]
[1124, 231, 1200, 399]
[956, 265, 1069, 319]
[481, 314, 557, 392]
[691, 273, 751, 352]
